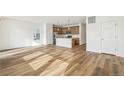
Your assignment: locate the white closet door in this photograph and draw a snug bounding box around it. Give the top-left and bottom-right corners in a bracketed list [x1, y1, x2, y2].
[101, 22, 117, 55]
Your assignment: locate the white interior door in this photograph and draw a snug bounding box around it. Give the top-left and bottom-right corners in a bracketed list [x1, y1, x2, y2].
[101, 22, 117, 55]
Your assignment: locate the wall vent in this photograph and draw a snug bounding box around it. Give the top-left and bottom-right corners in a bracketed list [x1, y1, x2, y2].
[88, 16, 96, 24]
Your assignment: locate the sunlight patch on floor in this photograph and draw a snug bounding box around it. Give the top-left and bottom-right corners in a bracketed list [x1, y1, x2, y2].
[23, 51, 44, 61]
[40, 59, 69, 76]
[60, 51, 74, 58]
[29, 54, 53, 70]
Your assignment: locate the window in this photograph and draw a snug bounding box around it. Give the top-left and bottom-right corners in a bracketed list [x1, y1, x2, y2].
[34, 28, 40, 40]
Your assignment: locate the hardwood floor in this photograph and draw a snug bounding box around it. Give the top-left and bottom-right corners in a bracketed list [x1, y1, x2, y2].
[0, 45, 124, 76]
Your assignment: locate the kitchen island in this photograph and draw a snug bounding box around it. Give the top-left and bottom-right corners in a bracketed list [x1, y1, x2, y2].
[56, 37, 79, 48]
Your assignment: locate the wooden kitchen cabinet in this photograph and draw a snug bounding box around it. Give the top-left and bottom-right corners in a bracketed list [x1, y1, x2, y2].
[72, 38, 79, 47]
[53, 26, 79, 34]
[70, 26, 79, 34]
[53, 27, 62, 34]
[62, 27, 68, 34]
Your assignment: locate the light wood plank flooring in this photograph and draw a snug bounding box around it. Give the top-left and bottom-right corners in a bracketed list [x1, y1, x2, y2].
[0, 45, 124, 76]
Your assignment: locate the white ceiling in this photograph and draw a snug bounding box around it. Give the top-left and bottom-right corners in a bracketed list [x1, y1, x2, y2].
[5, 16, 86, 25]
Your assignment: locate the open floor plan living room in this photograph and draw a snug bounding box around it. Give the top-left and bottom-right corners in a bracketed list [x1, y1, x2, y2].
[0, 16, 124, 76]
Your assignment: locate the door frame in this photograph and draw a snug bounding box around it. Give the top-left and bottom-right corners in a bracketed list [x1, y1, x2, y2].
[100, 20, 118, 55]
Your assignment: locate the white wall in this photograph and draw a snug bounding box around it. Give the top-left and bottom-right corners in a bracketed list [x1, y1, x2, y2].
[46, 23, 53, 44]
[80, 23, 86, 45]
[42, 23, 53, 45]
[117, 21, 124, 57]
[86, 22, 101, 52]
[86, 16, 124, 57]
[0, 18, 42, 50]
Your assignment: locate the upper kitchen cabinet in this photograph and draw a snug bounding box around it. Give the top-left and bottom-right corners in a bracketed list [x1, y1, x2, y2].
[70, 26, 79, 34]
[62, 27, 68, 34]
[53, 27, 62, 34]
[53, 25, 79, 35]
